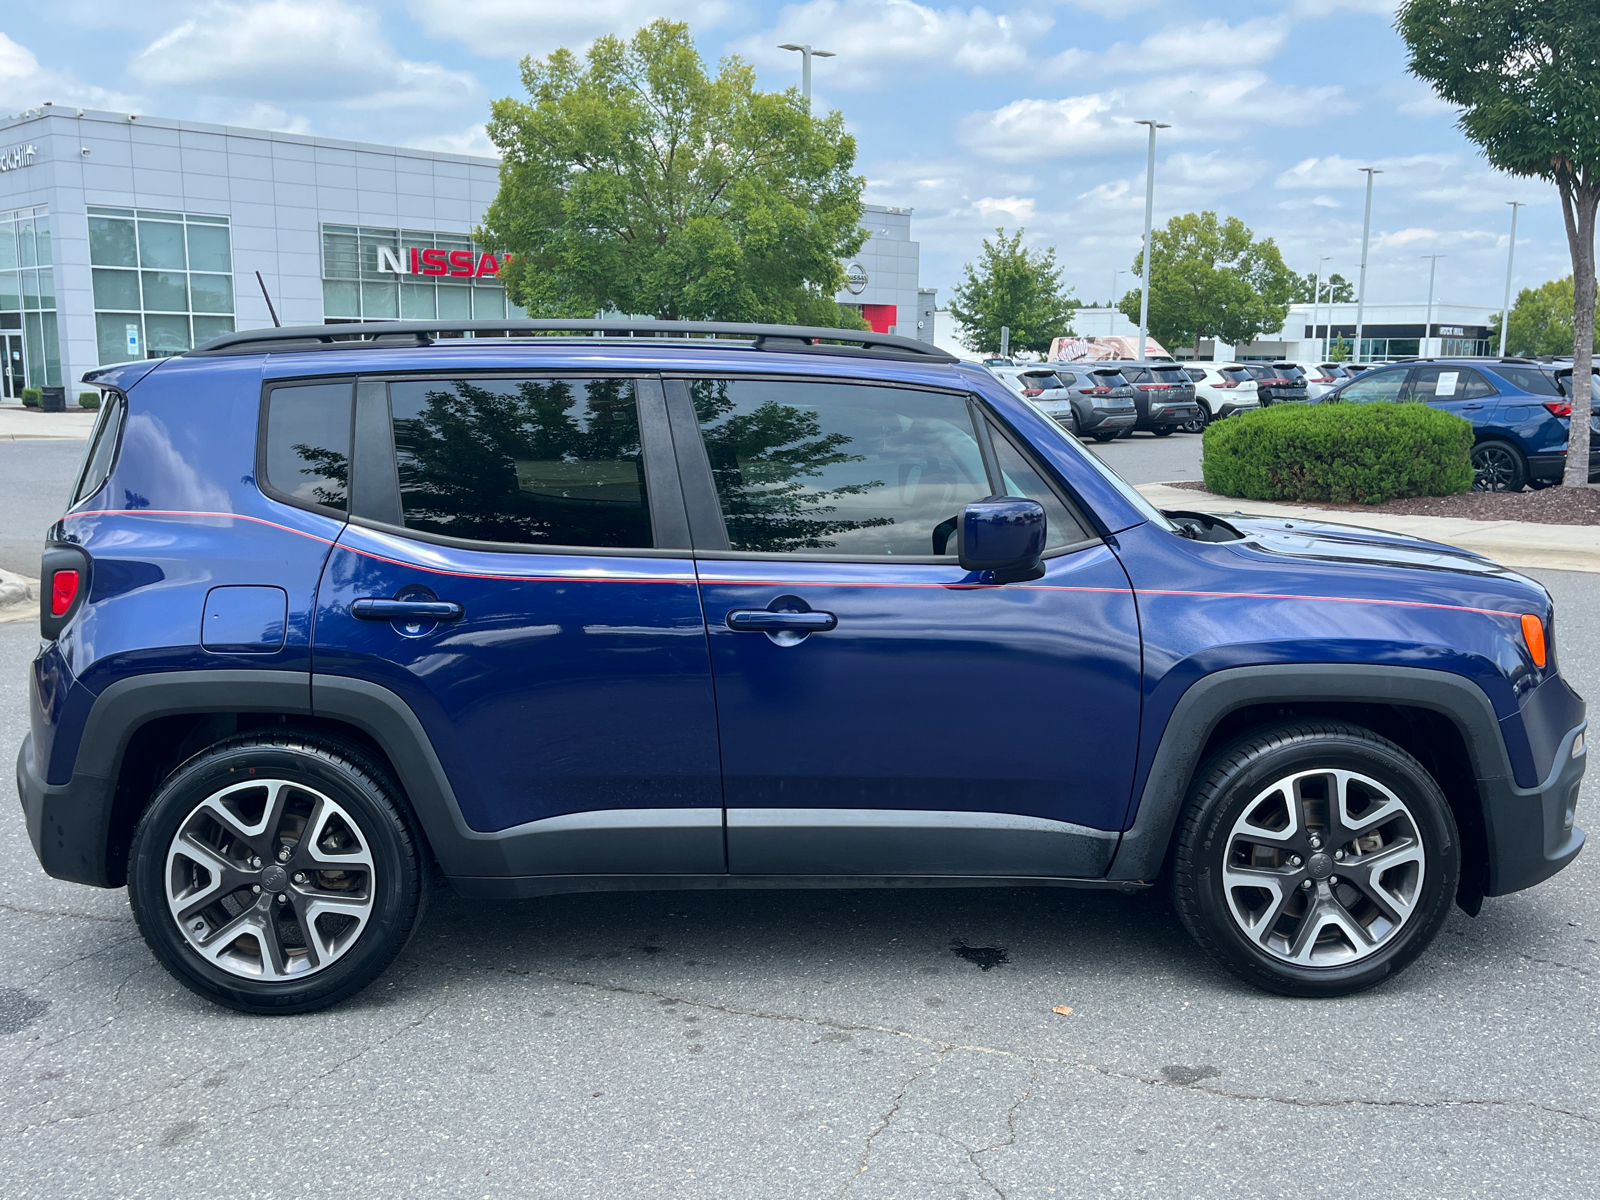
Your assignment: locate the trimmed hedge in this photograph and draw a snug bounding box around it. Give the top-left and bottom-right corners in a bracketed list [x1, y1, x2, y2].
[21, 387, 40, 408]
[1201, 401, 1474, 505]
[78, 391, 101, 410]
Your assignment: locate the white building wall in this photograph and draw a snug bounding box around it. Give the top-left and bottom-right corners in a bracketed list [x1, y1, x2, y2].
[835, 204, 921, 332]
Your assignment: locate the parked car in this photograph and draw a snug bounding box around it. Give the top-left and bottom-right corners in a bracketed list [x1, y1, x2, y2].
[1319, 357, 1600, 491]
[1182, 364, 1262, 429]
[989, 363, 1137, 441]
[1280, 363, 1343, 400]
[1240, 363, 1311, 406]
[1107, 361, 1201, 436]
[20, 320, 1585, 1011]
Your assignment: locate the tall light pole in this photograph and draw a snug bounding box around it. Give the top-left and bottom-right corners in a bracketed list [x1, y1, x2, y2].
[1310, 255, 1331, 362]
[1497, 201, 1523, 357]
[777, 43, 835, 107]
[1110, 269, 1123, 331]
[1134, 119, 1170, 363]
[1353, 167, 1381, 364]
[1421, 253, 1445, 356]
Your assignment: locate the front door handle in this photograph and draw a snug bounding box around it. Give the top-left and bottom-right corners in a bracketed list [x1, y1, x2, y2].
[726, 609, 837, 633]
[352, 598, 463, 622]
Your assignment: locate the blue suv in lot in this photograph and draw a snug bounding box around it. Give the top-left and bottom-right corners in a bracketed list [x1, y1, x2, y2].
[17, 321, 1587, 1013]
[1319, 358, 1600, 491]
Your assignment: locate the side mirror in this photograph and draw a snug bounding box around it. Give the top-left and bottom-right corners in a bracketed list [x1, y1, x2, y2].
[958, 496, 1046, 583]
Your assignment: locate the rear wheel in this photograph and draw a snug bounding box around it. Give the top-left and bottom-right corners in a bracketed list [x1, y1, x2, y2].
[128, 733, 427, 1014]
[1093, 431, 1120, 443]
[1172, 722, 1458, 997]
[1182, 404, 1211, 434]
[1152, 426, 1175, 438]
[1471, 439, 1528, 492]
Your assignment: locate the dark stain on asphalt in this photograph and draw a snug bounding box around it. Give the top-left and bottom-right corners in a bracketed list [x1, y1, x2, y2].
[1160, 1065, 1222, 1087]
[952, 944, 1009, 971]
[0, 988, 49, 1035]
[159, 1119, 202, 1148]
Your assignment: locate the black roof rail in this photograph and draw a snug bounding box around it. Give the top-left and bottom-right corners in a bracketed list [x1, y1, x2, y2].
[185, 319, 958, 363]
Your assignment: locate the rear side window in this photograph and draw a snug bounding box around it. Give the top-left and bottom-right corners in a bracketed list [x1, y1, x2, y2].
[263, 382, 353, 512]
[689, 379, 990, 556]
[73, 392, 125, 505]
[1486, 365, 1560, 396]
[388, 377, 651, 548]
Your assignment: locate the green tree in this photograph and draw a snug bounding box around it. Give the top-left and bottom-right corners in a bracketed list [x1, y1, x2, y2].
[479, 19, 867, 327]
[1116, 212, 1299, 360]
[1293, 271, 1354, 304]
[948, 228, 1078, 356]
[1399, 0, 1600, 485]
[1488, 276, 1600, 357]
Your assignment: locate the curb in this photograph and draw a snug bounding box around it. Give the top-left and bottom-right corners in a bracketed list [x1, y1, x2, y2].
[0, 568, 32, 609]
[1137, 482, 1600, 575]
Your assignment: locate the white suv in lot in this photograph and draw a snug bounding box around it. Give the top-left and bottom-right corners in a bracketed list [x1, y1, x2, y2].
[1182, 364, 1261, 428]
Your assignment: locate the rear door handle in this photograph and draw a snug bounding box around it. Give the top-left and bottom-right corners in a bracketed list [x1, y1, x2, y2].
[352, 598, 463, 621]
[726, 610, 837, 633]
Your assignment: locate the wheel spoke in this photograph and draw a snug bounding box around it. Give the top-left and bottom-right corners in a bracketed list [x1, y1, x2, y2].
[1222, 866, 1291, 946]
[1341, 839, 1424, 925]
[1331, 770, 1406, 841]
[296, 795, 375, 871]
[166, 832, 245, 922]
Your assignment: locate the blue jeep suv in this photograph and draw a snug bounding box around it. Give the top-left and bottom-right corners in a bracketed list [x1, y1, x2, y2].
[16, 321, 1587, 1013]
[1319, 357, 1600, 491]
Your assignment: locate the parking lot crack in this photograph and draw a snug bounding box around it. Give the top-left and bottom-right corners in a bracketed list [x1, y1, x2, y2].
[840, 1047, 947, 1198]
[0, 900, 130, 924]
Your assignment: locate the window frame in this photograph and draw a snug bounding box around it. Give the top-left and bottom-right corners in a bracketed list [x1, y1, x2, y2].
[255, 377, 357, 519]
[663, 372, 1102, 563]
[69, 389, 128, 508]
[339, 370, 691, 558]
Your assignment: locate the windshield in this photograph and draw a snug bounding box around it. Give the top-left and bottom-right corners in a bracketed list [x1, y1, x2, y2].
[1275, 365, 1306, 380]
[1243, 365, 1271, 380]
[1020, 372, 1060, 390]
[1152, 366, 1187, 383]
[1221, 367, 1253, 383]
[1121, 366, 1151, 383]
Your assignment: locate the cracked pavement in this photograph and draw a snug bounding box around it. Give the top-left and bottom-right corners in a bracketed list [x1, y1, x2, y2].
[3, 442, 1599, 1196]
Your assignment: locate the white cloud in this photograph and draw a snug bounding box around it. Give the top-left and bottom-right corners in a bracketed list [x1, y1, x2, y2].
[410, 123, 498, 156]
[1275, 154, 1457, 189]
[130, 1, 476, 109]
[960, 72, 1351, 160]
[744, 1, 1053, 87]
[407, 0, 734, 58]
[0, 31, 138, 113]
[973, 195, 1036, 221]
[1049, 17, 1291, 76]
[1290, 0, 1397, 15]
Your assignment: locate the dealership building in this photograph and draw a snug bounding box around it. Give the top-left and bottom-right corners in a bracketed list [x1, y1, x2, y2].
[0, 104, 931, 399]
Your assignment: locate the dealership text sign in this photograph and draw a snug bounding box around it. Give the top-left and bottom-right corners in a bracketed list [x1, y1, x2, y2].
[375, 246, 506, 279]
[0, 144, 37, 172]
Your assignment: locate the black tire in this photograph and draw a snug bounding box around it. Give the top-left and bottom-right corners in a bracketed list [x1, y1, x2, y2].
[128, 733, 427, 1014]
[1471, 439, 1527, 492]
[1171, 721, 1459, 998]
[1152, 426, 1175, 438]
[1066, 410, 1081, 438]
[1093, 431, 1120, 443]
[1118, 427, 1135, 440]
[1182, 403, 1211, 434]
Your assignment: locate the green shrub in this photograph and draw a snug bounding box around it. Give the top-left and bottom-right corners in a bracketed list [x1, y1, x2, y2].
[21, 387, 40, 408]
[78, 391, 101, 410]
[1201, 401, 1474, 505]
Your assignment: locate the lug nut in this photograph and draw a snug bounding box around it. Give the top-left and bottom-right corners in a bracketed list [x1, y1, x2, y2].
[292, 872, 307, 885]
[191, 920, 206, 933]
[250, 856, 262, 869]
[1309, 836, 1323, 850]
[1301, 879, 1314, 890]
[1329, 876, 1340, 886]
[278, 847, 291, 862]
[252, 884, 262, 893]
[1334, 850, 1345, 861]
[1289, 855, 1303, 867]
[277, 893, 287, 904]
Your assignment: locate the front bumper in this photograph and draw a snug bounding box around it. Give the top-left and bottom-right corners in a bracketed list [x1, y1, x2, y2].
[1482, 721, 1586, 896]
[16, 733, 118, 888]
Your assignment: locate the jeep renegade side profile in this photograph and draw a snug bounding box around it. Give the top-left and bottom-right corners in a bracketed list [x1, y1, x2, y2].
[17, 321, 1587, 1013]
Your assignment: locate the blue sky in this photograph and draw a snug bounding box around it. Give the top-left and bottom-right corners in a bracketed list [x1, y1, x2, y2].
[0, 1, 1574, 311]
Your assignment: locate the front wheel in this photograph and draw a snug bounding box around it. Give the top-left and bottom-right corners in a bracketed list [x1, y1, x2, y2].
[1471, 439, 1528, 492]
[1172, 722, 1458, 997]
[128, 733, 427, 1014]
[1182, 404, 1211, 434]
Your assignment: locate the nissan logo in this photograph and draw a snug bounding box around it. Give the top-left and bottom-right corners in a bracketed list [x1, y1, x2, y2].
[844, 262, 868, 296]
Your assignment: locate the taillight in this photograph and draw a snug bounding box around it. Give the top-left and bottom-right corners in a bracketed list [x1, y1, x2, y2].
[51, 570, 80, 617]
[1522, 614, 1547, 668]
[1544, 401, 1573, 417]
[1213, 380, 1239, 388]
[1021, 387, 1044, 397]
[1079, 386, 1112, 395]
[1136, 383, 1164, 390]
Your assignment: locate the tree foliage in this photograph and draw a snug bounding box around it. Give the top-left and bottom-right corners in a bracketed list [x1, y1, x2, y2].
[1293, 271, 1354, 304]
[1399, 0, 1600, 485]
[1116, 212, 1299, 359]
[479, 20, 867, 327]
[948, 228, 1078, 355]
[1488, 276, 1600, 357]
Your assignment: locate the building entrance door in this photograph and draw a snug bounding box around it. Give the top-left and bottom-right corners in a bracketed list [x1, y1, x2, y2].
[1, 334, 24, 399]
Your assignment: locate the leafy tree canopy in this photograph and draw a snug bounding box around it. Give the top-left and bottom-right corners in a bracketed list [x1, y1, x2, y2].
[948, 228, 1078, 355]
[1488, 276, 1600, 357]
[480, 19, 867, 327]
[1293, 271, 1355, 304]
[1116, 212, 1299, 358]
[1399, 0, 1600, 484]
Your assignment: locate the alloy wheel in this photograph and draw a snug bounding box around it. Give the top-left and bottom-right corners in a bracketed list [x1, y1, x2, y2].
[1221, 767, 1425, 966]
[1472, 444, 1520, 492]
[164, 778, 377, 979]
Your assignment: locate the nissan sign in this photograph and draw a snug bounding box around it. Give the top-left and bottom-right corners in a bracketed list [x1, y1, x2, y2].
[844, 262, 868, 295]
[375, 245, 506, 279]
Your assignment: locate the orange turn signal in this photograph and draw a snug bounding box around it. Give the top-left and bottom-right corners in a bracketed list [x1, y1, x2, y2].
[1521, 614, 1547, 669]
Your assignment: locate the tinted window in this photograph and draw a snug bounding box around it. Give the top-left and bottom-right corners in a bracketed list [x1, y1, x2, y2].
[1486, 365, 1561, 396]
[1151, 366, 1187, 383]
[690, 379, 990, 556]
[264, 382, 352, 511]
[989, 424, 1090, 551]
[1411, 366, 1497, 401]
[73, 393, 125, 504]
[1122, 366, 1151, 383]
[1093, 371, 1129, 388]
[1221, 367, 1253, 383]
[1185, 368, 1205, 382]
[388, 377, 650, 548]
[1052, 372, 1077, 387]
[1276, 365, 1306, 380]
[1337, 368, 1408, 404]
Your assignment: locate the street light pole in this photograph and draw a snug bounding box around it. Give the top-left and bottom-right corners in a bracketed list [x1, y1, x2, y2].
[1354, 167, 1381, 364]
[1134, 120, 1170, 364]
[1421, 253, 1445, 356]
[1498, 202, 1523, 357]
[777, 43, 835, 108]
[1110, 269, 1123, 331]
[1310, 255, 1330, 363]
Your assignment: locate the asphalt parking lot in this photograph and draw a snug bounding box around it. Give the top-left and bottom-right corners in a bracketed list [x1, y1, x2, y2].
[4, 433, 1598, 1198]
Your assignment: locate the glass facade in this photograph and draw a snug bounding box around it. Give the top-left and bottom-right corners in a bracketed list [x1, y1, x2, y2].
[89, 206, 235, 363]
[320, 224, 525, 322]
[0, 204, 61, 392]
